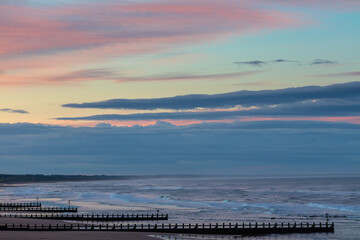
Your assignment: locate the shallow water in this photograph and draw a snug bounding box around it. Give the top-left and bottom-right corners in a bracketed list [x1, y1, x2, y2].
[1, 176, 359, 239]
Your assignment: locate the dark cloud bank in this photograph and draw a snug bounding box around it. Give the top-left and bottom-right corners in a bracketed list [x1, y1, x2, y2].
[1, 121, 360, 175]
[60, 82, 360, 121]
[63, 81, 360, 110]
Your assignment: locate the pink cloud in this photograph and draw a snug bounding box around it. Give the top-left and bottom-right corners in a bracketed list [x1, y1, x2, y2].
[239, 116, 360, 124]
[0, 0, 301, 86]
[253, 0, 360, 10]
[0, 1, 300, 57]
[1, 1, 300, 57]
[54, 116, 360, 128]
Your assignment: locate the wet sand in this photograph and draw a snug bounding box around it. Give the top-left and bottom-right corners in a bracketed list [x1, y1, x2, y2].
[0, 217, 159, 240]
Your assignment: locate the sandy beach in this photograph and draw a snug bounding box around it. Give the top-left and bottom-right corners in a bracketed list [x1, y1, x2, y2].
[0, 217, 160, 240]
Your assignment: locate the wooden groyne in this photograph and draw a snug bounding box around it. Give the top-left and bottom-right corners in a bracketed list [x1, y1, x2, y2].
[0, 207, 77, 213]
[0, 222, 334, 235]
[0, 203, 41, 208]
[0, 213, 168, 221]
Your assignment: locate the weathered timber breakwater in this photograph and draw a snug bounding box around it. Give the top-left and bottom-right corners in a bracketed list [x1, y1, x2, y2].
[0, 201, 335, 236]
[0, 207, 78, 212]
[0, 203, 41, 208]
[0, 222, 334, 235]
[0, 213, 168, 221]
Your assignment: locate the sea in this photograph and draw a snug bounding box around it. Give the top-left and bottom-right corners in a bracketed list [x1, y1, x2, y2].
[1, 176, 359, 240]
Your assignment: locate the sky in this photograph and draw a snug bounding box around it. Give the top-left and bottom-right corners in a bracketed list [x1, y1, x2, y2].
[0, 0, 360, 175]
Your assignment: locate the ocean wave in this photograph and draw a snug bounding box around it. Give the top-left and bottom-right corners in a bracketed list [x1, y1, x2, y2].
[157, 197, 275, 214]
[297, 190, 360, 196]
[307, 203, 360, 213]
[109, 193, 159, 204]
[139, 186, 183, 191]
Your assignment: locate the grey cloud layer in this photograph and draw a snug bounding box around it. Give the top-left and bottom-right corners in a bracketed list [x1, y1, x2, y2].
[234, 59, 297, 67]
[310, 59, 337, 65]
[235, 60, 266, 67]
[63, 81, 360, 111]
[0, 108, 29, 114]
[235, 59, 338, 67]
[57, 100, 360, 121]
[1, 121, 359, 174]
[50, 69, 258, 83]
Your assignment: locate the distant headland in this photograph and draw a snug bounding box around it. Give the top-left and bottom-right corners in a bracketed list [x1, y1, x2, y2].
[0, 174, 138, 184]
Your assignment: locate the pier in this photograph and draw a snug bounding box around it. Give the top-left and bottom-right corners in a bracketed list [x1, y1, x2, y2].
[0, 213, 168, 221]
[0, 222, 334, 235]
